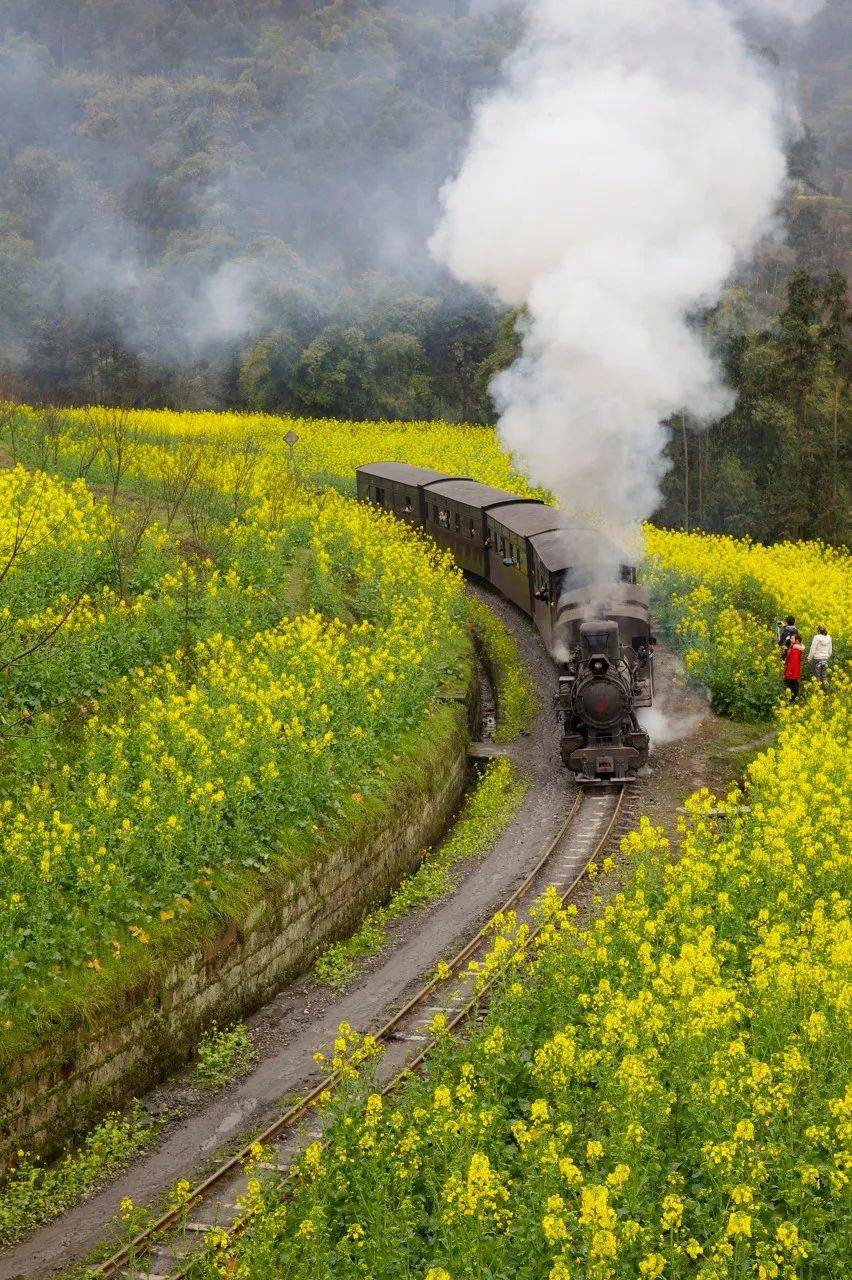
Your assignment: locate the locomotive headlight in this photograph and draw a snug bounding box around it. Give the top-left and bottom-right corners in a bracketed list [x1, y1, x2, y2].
[589, 656, 610, 675]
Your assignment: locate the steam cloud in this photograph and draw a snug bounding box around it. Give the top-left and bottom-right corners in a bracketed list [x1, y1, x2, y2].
[430, 0, 822, 541]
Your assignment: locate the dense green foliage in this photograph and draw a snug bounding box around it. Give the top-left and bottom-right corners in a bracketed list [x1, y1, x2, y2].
[468, 594, 541, 744]
[794, 0, 852, 205]
[194, 1022, 256, 1090]
[657, 269, 851, 544]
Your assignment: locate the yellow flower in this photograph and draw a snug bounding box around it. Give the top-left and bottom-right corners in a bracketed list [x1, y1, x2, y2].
[726, 1211, 752, 1238]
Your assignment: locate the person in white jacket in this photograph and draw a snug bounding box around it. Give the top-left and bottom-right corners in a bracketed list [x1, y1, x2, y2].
[807, 626, 832, 685]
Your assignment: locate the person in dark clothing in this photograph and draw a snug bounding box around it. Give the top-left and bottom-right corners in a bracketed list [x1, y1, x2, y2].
[778, 616, 796, 651]
[783, 631, 805, 701]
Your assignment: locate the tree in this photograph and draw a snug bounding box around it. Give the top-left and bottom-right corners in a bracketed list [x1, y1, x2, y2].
[821, 269, 852, 526]
[296, 325, 377, 420]
[778, 270, 822, 426]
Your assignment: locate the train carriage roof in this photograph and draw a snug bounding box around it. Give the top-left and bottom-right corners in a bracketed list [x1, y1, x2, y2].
[356, 461, 462, 485]
[487, 502, 569, 538]
[529, 526, 606, 572]
[425, 479, 541, 510]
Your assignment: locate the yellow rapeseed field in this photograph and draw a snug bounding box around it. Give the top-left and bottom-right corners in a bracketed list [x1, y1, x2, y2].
[644, 529, 850, 718]
[1, 400, 848, 1273]
[55, 405, 544, 498]
[187, 683, 851, 1280]
[0, 417, 469, 1041]
[42, 405, 845, 722]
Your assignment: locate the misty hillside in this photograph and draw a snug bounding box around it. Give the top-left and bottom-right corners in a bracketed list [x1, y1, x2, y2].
[0, 0, 848, 426]
[793, 0, 852, 201]
[0, 0, 518, 413]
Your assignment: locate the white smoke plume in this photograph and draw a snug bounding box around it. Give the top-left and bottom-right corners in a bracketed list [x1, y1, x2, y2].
[430, 0, 822, 545]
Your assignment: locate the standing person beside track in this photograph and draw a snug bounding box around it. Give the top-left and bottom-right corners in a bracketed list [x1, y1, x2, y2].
[778, 615, 797, 651]
[807, 625, 832, 686]
[783, 630, 806, 702]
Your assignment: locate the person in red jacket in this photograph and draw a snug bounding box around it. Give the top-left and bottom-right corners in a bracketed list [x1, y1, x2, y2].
[783, 631, 805, 701]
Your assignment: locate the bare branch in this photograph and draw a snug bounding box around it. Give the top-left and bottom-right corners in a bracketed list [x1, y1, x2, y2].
[0, 585, 92, 675]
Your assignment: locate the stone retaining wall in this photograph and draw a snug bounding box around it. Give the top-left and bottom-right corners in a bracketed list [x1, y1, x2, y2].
[0, 688, 475, 1165]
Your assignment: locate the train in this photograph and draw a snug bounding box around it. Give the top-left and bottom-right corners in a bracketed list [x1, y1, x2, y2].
[356, 462, 655, 783]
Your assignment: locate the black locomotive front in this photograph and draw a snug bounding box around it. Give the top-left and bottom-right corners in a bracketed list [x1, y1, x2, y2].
[556, 619, 651, 781]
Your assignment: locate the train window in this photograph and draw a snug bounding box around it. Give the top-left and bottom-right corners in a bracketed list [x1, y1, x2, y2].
[433, 505, 439, 523]
[620, 564, 637, 584]
[403, 494, 413, 513]
[499, 537, 506, 557]
[375, 486, 386, 507]
[469, 521, 476, 540]
[454, 512, 461, 532]
[438, 509, 449, 527]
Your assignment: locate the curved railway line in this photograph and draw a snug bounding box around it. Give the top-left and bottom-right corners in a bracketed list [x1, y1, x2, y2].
[94, 784, 636, 1280]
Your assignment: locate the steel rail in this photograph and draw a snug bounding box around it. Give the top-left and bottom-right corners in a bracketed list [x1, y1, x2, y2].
[385, 785, 625, 1083]
[94, 786, 624, 1280]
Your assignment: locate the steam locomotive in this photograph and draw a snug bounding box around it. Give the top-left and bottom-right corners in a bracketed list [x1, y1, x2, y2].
[356, 462, 654, 782]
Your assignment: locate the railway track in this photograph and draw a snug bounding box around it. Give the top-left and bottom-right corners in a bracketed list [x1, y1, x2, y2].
[93, 784, 635, 1280]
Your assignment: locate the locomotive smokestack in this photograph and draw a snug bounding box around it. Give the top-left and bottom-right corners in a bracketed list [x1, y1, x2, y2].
[430, 0, 822, 552]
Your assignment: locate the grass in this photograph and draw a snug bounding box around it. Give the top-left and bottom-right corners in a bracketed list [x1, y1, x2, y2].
[315, 758, 527, 988]
[0, 1103, 159, 1247]
[467, 594, 541, 743]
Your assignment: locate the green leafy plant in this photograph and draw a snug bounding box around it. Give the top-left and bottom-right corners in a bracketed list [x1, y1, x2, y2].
[0, 1103, 157, 1246]
[194, 1022, 256, 1090]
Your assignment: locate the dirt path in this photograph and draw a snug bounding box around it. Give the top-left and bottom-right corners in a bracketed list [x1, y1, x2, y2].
[1, 596, 739, 1280]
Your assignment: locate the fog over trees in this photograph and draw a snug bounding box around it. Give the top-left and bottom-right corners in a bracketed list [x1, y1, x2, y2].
[0, 0, 848, 540]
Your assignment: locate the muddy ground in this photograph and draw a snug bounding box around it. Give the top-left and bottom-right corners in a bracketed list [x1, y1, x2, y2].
[0, 592, 768, 1280]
